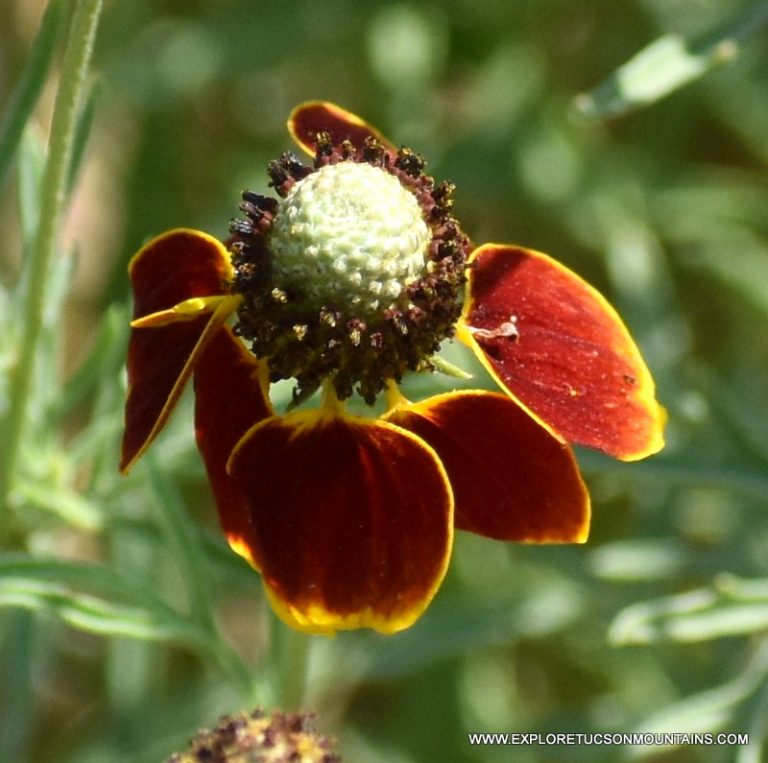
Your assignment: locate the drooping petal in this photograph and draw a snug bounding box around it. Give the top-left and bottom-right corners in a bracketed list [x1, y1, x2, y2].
[385, 391, 590, 543]
[288, 101, 389, 156]
[459, 244, 666, 461]
[128, 228, 234, 318]
[193, 327, 273, 569]
[227, 410, 453, 635]
[120, 229, 240, 473]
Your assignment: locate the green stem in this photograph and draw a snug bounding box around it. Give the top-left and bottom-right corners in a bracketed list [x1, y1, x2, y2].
[0, 0, 66, 194]
[0, 0, 103, 529]
[269, 610, 313, 710]
[143, 453, 216, 634]
[142, 454, 261, 697]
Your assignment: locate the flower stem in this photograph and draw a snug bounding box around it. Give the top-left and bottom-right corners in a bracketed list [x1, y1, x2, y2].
[0, 0, 103, 530]
[269, 612, 313, 710]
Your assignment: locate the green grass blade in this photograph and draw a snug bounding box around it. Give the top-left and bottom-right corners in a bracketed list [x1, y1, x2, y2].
[0, 612, 36, 762]
[0, 0, 67, 194]
[0, 555, 208, 647]
[610, 576, 768, 645]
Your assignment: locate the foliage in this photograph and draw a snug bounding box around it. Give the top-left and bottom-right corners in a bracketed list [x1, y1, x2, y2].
[2, 0, 768, 761]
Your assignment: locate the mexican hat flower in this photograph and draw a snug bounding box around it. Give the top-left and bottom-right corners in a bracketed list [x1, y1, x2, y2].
[120, 102, 665, 635]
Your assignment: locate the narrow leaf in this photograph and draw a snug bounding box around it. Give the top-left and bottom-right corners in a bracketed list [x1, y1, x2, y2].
[0, 0, 67, 192]
[577, 34, 737, 118]
[0, 555, 206, 647]
[610, 576, 768, 645]
[577, 3, 768, 118]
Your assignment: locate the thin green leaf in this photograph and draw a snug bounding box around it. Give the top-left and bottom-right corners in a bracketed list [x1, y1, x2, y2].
[610, 576, 768, 645]
[143, 455, 217, 634]
[37, 248, 78, 414]
[4, 519, 259, 698]
[8, 127, 47, 336]
[15, 480, 103, 530]
[0, 555, 206, 646]
[0, 612, 36, 763]
[577, 34, 737, 118]
[16, 127, 47, 249]
[0, 578, 202, 643]
[66, 79, 99, 193]
[589, 539, 689, 582]
[0, 0, 68, 193]
[740, 680, 768, 763]
[626, 640, 768, 759]
[1, 0, 104, 531]
[576, 2, 768, 118]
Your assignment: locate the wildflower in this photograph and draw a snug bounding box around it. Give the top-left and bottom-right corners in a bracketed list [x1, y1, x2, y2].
[120, 102, 665, 635]
[167, 708, 339, 763]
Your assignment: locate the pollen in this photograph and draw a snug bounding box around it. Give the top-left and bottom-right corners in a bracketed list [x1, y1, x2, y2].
[267, 162, 431, 316]
[230, 136, 470, 405]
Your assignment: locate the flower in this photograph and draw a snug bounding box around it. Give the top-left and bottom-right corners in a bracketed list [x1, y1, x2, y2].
[120, 101, 665, 635]
[166, 708, 339, 763]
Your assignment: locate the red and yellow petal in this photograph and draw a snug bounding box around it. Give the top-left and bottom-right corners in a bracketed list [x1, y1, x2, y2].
[226, 410, 453, 635]
[459, 244, 666, 461]
[128, 228, 233, 318]
[385, 391, 590, 543]
[120, 229, 241, 473]
[193, 327, 273, 569]
[287, 101, 390, 156]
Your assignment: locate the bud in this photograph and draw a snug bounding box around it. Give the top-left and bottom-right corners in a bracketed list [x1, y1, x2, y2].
[167, 709, 340, 763]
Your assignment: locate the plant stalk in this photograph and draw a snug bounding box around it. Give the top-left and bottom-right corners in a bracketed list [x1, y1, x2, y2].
[0, 0, 104, 531]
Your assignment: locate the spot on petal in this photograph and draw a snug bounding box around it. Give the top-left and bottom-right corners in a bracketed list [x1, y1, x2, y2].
[386, 390, 590, 543]
[461, 244, 665, 461]
[227, 411, 453, 634]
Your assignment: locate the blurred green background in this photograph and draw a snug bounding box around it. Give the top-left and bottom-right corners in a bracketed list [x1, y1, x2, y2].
[2, 0, 768, 761]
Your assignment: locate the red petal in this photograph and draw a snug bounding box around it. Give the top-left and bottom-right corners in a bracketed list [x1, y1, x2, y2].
[120, 230, 238, 472]
[460, 245, 666, 461]
[227, 411, 453, 634]
[193, 327, 273, 569]
[287, 101, 390, 156]
[128, 228, 233, 318]
[385, 391, 590, 543]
